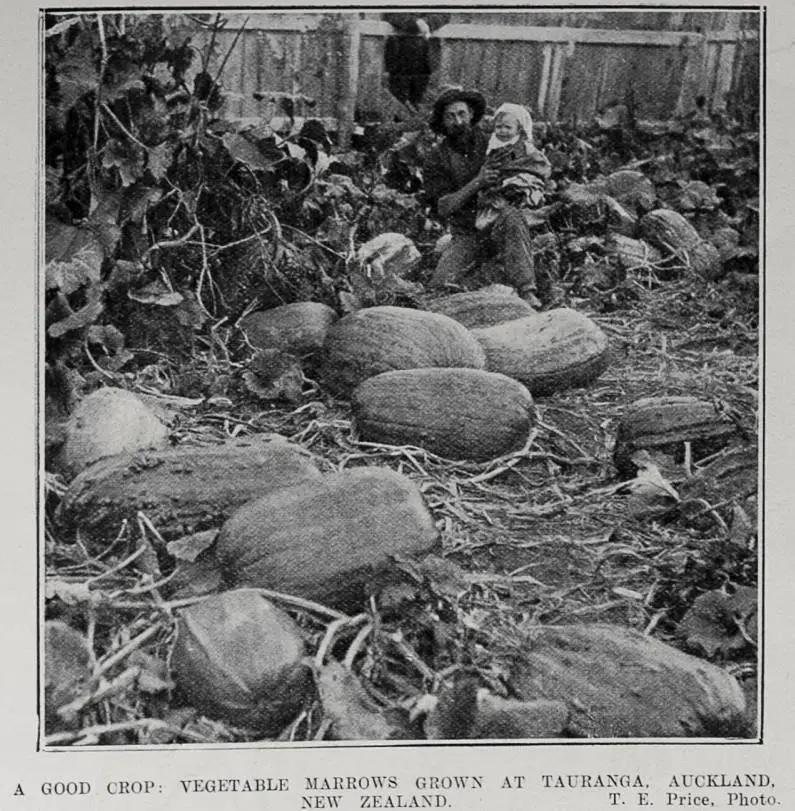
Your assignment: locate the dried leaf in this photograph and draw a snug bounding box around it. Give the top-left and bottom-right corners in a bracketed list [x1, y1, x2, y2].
[45, 621, 94, 731]
[624, 450, 681, 502]
[167, 554, 224, 600]
[424, 676, 480, 739]
[377, 582, 421, 613]
[680, 587, 758, 658]
[45, 578, 91, 605]
[244, 349, 304, 403]
[728, 505, 755, 548]
[472, 692, 569, 739]
[167, 530, 219, 563]
[137, 669, 174, 694]
[338, 290, 361, 314]
[128, 280, 184, 306]
[315, 661, 395, 741]
[129, 651, 174, 694]
[415, 554, 471, 601]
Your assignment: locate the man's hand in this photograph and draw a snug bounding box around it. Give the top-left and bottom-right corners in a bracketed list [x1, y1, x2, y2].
[437, 164, 496, 218]
[476, 165, 500, 189]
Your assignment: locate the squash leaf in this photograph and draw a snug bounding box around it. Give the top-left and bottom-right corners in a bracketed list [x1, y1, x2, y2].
[679, 586, 758, 658]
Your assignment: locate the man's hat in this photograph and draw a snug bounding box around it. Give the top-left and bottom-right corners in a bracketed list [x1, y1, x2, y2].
[429, 87, 487, 134]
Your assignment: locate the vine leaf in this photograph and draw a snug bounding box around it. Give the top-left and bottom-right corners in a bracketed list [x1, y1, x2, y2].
[103, 138, 146, 187]
[54, 38, 98, 121]
[120, 184, 164, 225]
[48, 299, 105, 339]
[87, 189, 123, 258]
[106, 260, 143, 294]
[146, 142, 175, 181]
[87, 324, 125, 354]
[45, 219, 104, 295]
[102, 71, 146, 104]
[222, 133, 276, 171]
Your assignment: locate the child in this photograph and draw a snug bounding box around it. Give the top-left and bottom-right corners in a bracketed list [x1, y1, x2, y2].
[475, 103, 551, 231]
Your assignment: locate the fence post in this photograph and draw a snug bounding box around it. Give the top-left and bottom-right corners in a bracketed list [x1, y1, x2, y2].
[338, 13, 361, 150]
[675, 34, 708, 117]
[545, 44, 566, 122]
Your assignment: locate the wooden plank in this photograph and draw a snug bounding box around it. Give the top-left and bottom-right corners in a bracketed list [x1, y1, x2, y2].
[432, 40, 456, 84]
[499, 43, 528, 109]
[338, 14, 361, 149]
[219, 14, 759, 45]
[712, 42, 737, 110]
[676, 29, 709, 115]
[537, 43, 553, 116]
[444, 39, 466, 88]
[212, 13, 759, 125]
[546, 44, 566, 122]
[356, 35, 379, 111]
[218, 29, 245, 118]
[222, 16, 758, 45]
[316, 28, 343, 119]
[703, 42, 721, 110]
[360, 21, 756, 46]
[298, 29, 325, 115]
[222, 13, 323, 32]
[479, 40, 501, 103]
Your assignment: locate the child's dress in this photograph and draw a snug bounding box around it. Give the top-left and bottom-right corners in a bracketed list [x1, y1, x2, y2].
[475, 136, 552, 231]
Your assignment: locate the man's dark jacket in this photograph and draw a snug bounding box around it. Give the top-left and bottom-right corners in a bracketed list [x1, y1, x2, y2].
[423, 129, 489, 235]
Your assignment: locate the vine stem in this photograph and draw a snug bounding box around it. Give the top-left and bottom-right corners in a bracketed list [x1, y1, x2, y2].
[145, 223, 200, 255]
[83, 336, 117, 382]
[201, 13, 224, 72]
[212, 17, 249, 88]
[93, 13, 108, 153]
[101, 103, 147, 151]
[195, 223, 215, 318]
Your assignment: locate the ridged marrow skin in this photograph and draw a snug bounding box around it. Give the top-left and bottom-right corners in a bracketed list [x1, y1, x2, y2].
[352, 368, 535, 462]
[321, 305, 486, 396]
[239, 301, 338, 355]
[425, 290, 536, 328]
[510, 624, 748, 738]
[639, 209, 722, 278]
[613, 396, 740, 475]
[471, 309, 610, 396]
[215, 468, 438, 611]
[56, 437, 321, 543]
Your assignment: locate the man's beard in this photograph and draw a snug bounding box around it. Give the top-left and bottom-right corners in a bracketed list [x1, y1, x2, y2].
[447, 124, 470, 140]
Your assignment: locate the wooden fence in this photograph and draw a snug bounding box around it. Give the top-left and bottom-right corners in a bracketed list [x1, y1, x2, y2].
[202, 11, 760, 139]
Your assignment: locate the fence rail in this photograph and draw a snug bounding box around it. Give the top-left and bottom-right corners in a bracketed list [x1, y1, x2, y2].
[204, 12, 760, 139]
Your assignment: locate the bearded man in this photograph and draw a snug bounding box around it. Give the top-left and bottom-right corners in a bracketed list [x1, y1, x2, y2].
[422, 88, 549, 307]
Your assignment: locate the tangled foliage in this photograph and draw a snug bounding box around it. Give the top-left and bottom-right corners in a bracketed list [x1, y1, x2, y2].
[44, 12, 440, 385]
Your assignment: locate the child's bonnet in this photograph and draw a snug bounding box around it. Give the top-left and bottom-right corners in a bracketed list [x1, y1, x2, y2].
[486, 103, 535, 154]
